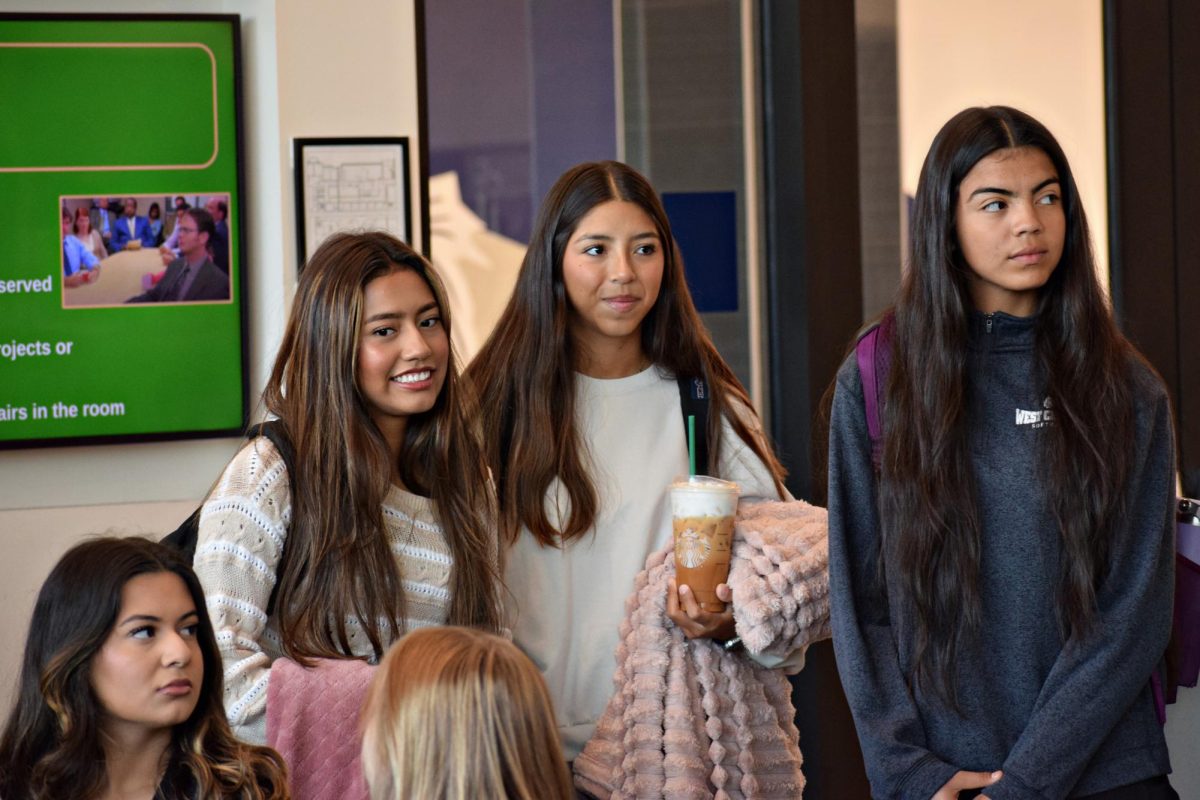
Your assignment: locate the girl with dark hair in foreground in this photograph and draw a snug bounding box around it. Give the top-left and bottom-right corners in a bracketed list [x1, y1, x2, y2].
[828, 107, 1178, 799]
[0, 537, 288, 800]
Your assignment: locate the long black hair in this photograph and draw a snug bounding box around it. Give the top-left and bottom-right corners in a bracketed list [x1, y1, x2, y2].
[882, 106, 1143, 704]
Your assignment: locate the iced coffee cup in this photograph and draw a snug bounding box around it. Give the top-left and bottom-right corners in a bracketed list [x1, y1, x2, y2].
[669, 475, 740, 612]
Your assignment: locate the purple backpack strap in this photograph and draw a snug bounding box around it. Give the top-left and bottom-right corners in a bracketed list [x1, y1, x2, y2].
[854, 313, 894, 470]
[1151, 499, 1200, 725]
[1151, 671, 1168, 725]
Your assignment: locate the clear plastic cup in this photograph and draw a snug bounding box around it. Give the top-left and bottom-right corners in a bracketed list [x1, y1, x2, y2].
[669, 475, 740, 612]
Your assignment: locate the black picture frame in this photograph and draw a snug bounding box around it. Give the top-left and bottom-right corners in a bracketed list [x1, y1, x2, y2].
[293, 137, 413, 270]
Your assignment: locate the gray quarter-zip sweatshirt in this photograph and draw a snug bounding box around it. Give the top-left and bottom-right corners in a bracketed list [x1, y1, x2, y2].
[828, 311, 1175, 799]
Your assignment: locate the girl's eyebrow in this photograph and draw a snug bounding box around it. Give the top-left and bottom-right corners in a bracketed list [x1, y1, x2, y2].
[364, 301, 439, 324]
[117, 609, 199, 627]
[575, 231, 660, 242]
[967, 176, 1060, 200]
[968, 186, 1015, 199]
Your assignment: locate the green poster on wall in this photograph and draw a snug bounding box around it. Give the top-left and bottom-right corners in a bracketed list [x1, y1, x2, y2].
[0, 14, 247, 449]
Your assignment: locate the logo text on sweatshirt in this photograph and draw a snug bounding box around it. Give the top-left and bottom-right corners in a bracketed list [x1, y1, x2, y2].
[1015, 397, 1053, 428]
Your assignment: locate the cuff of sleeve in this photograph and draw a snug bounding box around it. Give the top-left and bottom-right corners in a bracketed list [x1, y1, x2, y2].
[234, 713, 268, 747]
[896, 754, 960, 800]
[746, 642, 808, 673]
[982, 771, 1043, 800]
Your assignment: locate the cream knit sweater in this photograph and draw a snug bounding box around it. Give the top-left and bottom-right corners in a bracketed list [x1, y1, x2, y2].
[193, 437, 454, 744]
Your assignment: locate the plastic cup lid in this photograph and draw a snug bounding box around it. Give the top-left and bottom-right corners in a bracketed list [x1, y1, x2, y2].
[670, 474, 740, 495]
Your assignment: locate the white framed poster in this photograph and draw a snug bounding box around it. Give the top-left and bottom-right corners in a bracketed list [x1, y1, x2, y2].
[293, 137, 412, 267]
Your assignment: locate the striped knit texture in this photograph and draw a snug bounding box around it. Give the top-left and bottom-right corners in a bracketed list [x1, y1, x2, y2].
[193, 436, 453, 744]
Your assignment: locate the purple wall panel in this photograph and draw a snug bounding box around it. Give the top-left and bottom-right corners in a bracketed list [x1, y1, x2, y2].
[529, 0, 618, 208]
[424, 0, 616, 243]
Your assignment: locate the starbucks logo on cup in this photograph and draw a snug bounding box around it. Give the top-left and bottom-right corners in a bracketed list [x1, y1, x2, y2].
[676, 528, 711, 568]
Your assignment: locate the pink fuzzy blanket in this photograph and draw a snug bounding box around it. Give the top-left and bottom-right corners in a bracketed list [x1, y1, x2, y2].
[574, 499, 831, 799]
[266, 657, 373, 800]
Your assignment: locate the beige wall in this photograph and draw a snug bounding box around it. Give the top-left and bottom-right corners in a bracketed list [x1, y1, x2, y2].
[897, 0, 1108, 280]
[0, 0, 422, 712]
[275, 0, 426, 274]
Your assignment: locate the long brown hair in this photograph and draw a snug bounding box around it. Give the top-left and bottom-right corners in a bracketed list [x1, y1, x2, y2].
[361, 626, 573, 800]
[0, 537, 288, 800]
[263, 231, 501, 663]
[883, 106, 1145, 704]
[468, 161, 785, 547]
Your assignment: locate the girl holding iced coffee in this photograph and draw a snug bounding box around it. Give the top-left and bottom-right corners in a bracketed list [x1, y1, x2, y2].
[467, 160, 789, 763]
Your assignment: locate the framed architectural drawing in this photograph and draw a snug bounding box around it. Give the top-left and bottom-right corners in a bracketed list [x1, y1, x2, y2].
[293, 137, 412, 267]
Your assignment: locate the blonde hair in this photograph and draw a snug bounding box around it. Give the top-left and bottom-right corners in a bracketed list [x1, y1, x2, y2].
[360, 626, 572, 800]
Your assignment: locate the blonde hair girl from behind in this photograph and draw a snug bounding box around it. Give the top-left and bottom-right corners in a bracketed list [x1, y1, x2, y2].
[360, 626, 573, 800]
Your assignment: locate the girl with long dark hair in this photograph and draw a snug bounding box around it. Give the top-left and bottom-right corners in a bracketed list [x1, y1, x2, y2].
[147, 202, 165, 247]
[0, 537, 288, 800]
[193, 231, 502, 744]
[828, 106, 1178, 799]
[467, 161, 790, 764]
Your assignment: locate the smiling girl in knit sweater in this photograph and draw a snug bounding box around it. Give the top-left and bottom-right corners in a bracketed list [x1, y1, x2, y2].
[193, 232, 502, 746]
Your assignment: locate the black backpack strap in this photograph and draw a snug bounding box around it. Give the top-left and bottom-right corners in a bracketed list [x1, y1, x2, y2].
[677, 375, 710, 474]
[160, 507, 202, 559]
[257, 419, 297, 476]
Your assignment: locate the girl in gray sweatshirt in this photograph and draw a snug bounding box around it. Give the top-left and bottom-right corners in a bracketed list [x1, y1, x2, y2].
[828, 106, 1177, 800]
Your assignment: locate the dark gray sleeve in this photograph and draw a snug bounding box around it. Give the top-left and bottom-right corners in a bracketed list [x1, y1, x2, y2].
[828, 356, 960, 799]
[986, 382, 1177, 800]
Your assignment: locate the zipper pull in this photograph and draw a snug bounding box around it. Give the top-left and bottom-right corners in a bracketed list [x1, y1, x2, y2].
[986, 313, 994, 334]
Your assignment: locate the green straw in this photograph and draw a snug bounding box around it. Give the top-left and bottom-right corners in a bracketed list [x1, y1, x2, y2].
[687, 414, 697, 476]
